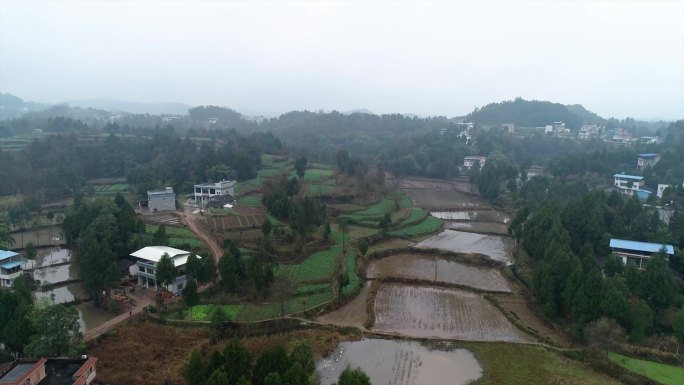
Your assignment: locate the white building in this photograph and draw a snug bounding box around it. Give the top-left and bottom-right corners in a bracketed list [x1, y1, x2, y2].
[193, 180, 236, 206]
[657, 184, 670, 198]
[147, 187, 176, 212]
[613, 173, 645, 196]
[129, 246, 200, 293]
[579, 124, 600, 139]
[0, 250, 25, 287]
[463, 156, 487, 170]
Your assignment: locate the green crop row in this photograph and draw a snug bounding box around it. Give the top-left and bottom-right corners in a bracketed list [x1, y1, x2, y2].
[237, 291, 334, 321]
[275, 242, 342, 284]
[296, 283, 332, 295]
[388, 216, 443, 237]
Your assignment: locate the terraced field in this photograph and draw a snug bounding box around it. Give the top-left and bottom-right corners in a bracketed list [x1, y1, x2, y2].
[372, 284, 533, 342]
[388, 216, 443, 237]
[415, 230, 513, 263]
[366, 253, 512, 293]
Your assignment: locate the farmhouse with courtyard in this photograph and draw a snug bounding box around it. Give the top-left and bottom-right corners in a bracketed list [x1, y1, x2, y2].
[129, 246, 200, 293]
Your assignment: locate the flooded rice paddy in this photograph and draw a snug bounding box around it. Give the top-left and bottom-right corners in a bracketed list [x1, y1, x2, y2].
[404, 189, 488, 210]
[316, 338, 482, 385]
[366, 253, 512, 292]
[444, 221, 509, 235]
[29, 247, 75, 284]
[431, 211, 510, 223]
[373, 284, 532, 342]
[415, 230, 513, 263]
[34, 282, 87, 304]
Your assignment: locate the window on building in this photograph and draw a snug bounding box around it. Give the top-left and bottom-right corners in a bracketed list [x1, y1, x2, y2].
[210, 188, 216, 194]
[626, 257, 641, 267]
[26, 379, 31, 385]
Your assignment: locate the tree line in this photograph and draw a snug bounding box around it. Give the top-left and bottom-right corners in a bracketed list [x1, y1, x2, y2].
[184, 338, 370, 385]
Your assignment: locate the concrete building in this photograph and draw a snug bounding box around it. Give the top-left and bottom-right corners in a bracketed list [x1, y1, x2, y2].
[657, 184, 670, 199]
[0, 356, 97, 385]
[129, 246, 200, 293]
[609, 238, 674, 269]
[193, 180, 236, 206]
[613, 174, 645, 196]
[463, 156, 487, 170]
[0, 250, 25, 288]
[147, 187, 176, 212]
[578, 124, 600, 139]
[636, 153, 661, 172]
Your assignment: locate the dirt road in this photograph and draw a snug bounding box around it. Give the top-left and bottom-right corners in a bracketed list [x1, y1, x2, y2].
[83, 294, 153, 342]
[179, 207, 223, 264]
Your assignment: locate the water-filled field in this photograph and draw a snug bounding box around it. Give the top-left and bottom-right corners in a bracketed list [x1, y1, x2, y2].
[372, 284, 533, 342]
[431, 210, 510, 223]
[415, 230, 514, 263]
[316, 338, 482, 385]
[366, 253, 512, 292]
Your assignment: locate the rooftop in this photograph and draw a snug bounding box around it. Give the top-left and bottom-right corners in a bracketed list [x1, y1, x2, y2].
[130, 246, 199, 266]
[609, 238, 674, 255]
[464, 156, 486, 160]
[0, 360, 43, 384]
[0, 250, 19, 261]
[194, 180, 236, 188]
[614, 173, 644, 181]
[637, 153, 659, 158]
[148, 187, 175, 196]
[0, 260, 24, 270]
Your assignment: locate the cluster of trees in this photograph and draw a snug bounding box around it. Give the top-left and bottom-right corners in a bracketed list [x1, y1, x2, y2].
[0, 277, 82, 360]
[262, 184, 326, 237]
[0, 122, 281, 199]
[465, 98, 605, 129]
[514, 197, 681, 341]
[217, 241, 274, 298]
[185, 339, 370, 385]
[471, 152, 518, 200]
[62, 194, 145, 302]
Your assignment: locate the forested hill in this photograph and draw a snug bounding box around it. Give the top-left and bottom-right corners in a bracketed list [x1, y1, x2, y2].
[466, 98, 605, 129]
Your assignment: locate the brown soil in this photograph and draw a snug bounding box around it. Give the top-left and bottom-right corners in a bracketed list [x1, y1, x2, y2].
[316, 284, 370, 329]
[403, 188, 489, 210]
[367, 239, 414, 254]
[491, 294, 572, 347]
[88, 319, 208, 385]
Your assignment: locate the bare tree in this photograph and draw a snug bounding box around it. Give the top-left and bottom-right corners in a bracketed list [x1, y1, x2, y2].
[585, 317, 625, 356]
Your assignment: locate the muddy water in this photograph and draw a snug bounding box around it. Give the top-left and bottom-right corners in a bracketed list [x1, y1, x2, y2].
[30, 248, 76, 284]
[317, 338, 482, 385]
[366, 254, 512, 293]
[34, 282, 87, 304]
[373, 284, 533, 342]
[76, 303, 115, 332]
[431, 211, 510, 223]
[415, 230, 513, 263]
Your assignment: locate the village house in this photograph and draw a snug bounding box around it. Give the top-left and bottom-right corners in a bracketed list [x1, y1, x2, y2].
[613, 173, 645, 196]
[129, 246, 200, 293]
[0, 356, 97, 385]
[657, 184, 670, 198]
[578, 124, 600, 139]
[636, 153, 661, 172]
[193, 180, 236, 206]
[463, 156, 487, 170]
[609, 238, 674, 269]
[147, 187, 176, 212]
[0, 250, 25, 288]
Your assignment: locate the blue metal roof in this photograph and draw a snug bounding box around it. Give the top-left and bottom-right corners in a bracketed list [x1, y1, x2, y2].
[0, 250, 19, 261]
[613, 173, 644, 180]
[0, 260, 24, 269]
[609, 238, 674, 255]
[637, 153, 659, 158]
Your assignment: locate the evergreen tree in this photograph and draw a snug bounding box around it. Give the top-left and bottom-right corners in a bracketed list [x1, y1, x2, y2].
[184, 349, 206, 385]
[205, 370, 229, 385]
[222, 338, 253, 384]
[182, 279, 199, 306]
[629, 301, 654, 342]
[155, 252, 177, 288]
[337, 366, 372, 385]
[253, 346, 291, 385]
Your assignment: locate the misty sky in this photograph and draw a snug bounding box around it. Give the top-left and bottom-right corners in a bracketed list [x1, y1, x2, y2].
[1, 1, 683, 119]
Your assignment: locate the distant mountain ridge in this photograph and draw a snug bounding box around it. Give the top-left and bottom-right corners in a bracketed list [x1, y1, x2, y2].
[466, 98, 605, 129]
[0, 93, 50, 120]
[65, 98, 191, 115]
